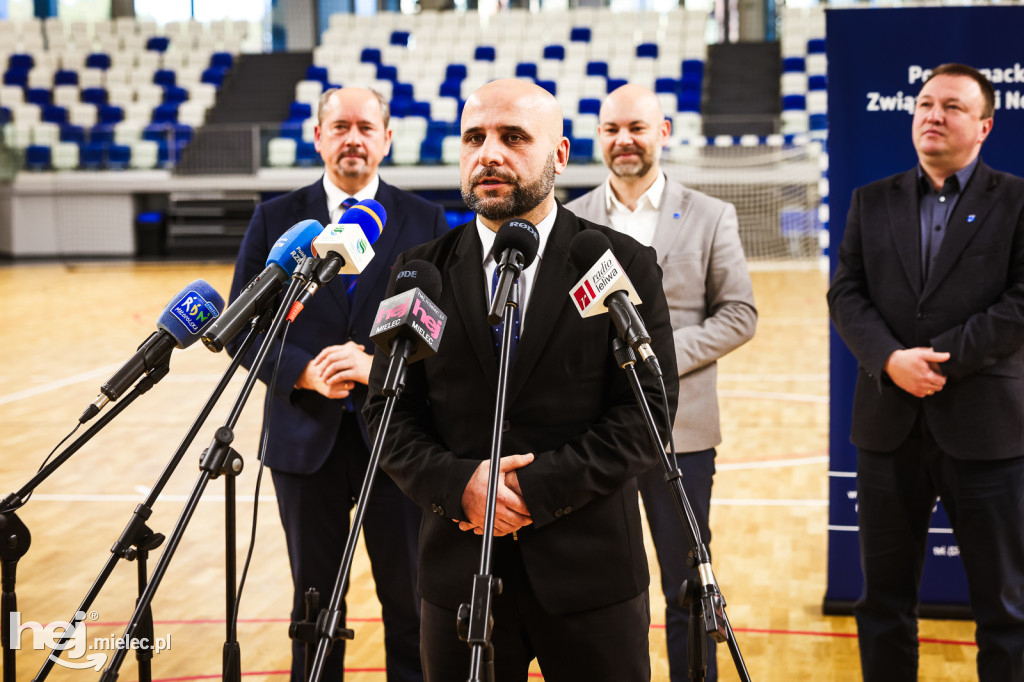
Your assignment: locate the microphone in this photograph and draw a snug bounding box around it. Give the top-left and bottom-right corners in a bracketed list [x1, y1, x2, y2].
[311, 198, 386, 275]
[369, 260, 446, 395]
[487, 218, 540, 325]
[568, 230, 662, 379]
[202, 219, 324, 352]
[82, 280, 225, 423]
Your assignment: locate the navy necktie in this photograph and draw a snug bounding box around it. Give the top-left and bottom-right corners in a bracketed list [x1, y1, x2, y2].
[490, 266, 520, 363]
[339, 197, 359, 300]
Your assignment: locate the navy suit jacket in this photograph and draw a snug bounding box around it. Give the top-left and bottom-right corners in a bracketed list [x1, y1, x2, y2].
[228, 178, 449, 474]
[828, 160, 1024, 460]
[365, 204, 679, 614]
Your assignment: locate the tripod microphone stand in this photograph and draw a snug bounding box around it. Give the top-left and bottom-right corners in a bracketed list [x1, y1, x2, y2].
[98, 263, 315, 682]
[611, 338, 751, 682]
[0, 362, 171, 682]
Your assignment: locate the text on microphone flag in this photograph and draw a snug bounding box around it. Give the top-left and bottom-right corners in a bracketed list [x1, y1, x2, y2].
[170, 290, 221, 334]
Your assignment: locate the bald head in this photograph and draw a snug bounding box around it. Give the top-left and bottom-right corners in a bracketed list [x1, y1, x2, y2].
[459, 78, 570, 230]
[598, 83, 670, 184]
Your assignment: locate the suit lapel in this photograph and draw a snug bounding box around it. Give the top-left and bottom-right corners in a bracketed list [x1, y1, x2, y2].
[449, 224, 499, 387]
[886, 169, 924, 296]
[650, 179, 689, 264]
[921, 162, 996, 300]
[507, 205, 578, 401]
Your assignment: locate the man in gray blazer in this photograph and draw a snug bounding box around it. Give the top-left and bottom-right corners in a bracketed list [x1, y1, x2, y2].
[566, 83, 756, 682]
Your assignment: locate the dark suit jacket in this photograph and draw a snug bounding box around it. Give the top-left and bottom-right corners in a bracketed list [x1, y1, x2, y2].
[228, 177, 449, 474]
[828, 160, 1024, 460]
[364, 204, 679, 615]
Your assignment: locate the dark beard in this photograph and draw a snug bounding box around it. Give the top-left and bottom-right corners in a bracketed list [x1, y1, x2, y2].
[461, 153, 556, 222]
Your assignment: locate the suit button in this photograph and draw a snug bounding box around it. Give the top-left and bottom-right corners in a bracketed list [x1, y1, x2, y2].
[431, 504, 438, 513]
[916, 312, 926, 320]
[437, 505, 445, 516]
[563, 506, 572, 515]
[554, 508, 563, 518]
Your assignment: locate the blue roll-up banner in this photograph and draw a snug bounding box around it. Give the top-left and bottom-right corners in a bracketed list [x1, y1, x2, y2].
[826, 6, 1024, 616]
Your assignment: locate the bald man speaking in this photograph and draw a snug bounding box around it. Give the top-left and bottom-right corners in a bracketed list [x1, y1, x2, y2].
[365, 79, 678, 680]
[568, 83, 756, 682]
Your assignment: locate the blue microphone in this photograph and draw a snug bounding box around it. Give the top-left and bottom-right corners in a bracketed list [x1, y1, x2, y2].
[311, 199, 387, 275]
[83, 279, 225, 422]
[202, 219, 324, 352]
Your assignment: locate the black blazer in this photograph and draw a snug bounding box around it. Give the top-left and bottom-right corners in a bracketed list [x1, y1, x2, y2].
[227, 178, 449, 474]
[365, 204, 679, 615]
[828, 160, 1024, 460]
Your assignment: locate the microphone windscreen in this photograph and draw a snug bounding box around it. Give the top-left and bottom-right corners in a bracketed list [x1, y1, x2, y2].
[494, 218, 540, 267]
[340, 199, 387, 244]
[389, 259, 443, 301]
[157, 279, 226, 348]
[267, 219, 324, 274]
[569, 229, 613, 274]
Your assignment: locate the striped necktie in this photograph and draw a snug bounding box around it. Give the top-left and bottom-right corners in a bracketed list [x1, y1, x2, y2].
[339, 197, 359, 300]
[490, 266, 520, 363]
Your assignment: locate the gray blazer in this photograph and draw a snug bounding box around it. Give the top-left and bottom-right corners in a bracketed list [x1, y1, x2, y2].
[567, 177, 757, 451]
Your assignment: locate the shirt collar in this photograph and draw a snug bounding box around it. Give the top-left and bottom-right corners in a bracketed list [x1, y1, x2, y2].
[604, 171, 666, 214]
[476, 203, 556, 266]
[323, 174, 380, 217]
[917, 156, 978, 195]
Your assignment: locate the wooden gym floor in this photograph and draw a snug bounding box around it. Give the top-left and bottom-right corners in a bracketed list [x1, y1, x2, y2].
[0, 261, 977, 681]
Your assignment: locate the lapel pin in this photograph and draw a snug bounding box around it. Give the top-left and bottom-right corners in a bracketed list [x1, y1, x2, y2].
[967, 214, 976, 223]
[673, 212, 681, 219]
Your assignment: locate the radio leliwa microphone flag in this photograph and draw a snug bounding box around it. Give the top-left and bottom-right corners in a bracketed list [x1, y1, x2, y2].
[569, 247, 642, 318]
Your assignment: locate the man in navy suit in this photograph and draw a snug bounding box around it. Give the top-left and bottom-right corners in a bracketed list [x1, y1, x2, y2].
[228, 86, 448, 681]
[828, 64, 1024, 681]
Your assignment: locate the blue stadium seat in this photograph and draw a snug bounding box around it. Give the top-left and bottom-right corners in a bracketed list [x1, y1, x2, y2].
[54, 70, 79, 86]
[809, 74, 827, 91]
[807, 38, 826, 54]
[201, 67, 228, 88]
[151, 104, 179, 124]
[570, 27, 591, 43]
[42, 105, 68, 125]
[782, 57, 806, 73]
[86, 53, 112, 70]
[377, 64, 398, 82]
[390, 96, 413, 117]
[99, 105, 124, 125]
[360, 48, 382, 65]
[4, 68, 29, 87]
[60, 125, 86, 144]
[636, 43, 658, 59]
[210, 52, 233, 70]
[439, 79, 461, 99]
[515, 63, 537, 79]
[408, 100, 430, 118]
[146, 36, 170, 52]
[446, 64, 468, 81]
[578, 98, 601, 115]
[288, 101, 312, 121]
[783, 94, 807, 110]
[390, 30, 411, 46]
[82, 87, 108, 106]
[163, 86, 188, 105]
[154, 69, 176, 88]
[810, 113, 827, 131]
[677, 91, 701, 113]
[606, 78, 627, 93]
[569, 138, 594, 163]
[280, 121, 303, 140]
[25, 145, 51, 170]
[90, 124, 115, 145]
[536, 80, 556, 96]
[9, 54, 34, 70]
[419, 136, 443, 164]
[0, 107, 10, 126]
[427, 120, 453, 138]
[655, 78, 679, 94]
[295, 141, 318, 166]
[586, 61, 608, 78]
[108, 144, 131, 169]
[474, 46, 496, 62]
[562, 118, 573, 138]
[80, 142, 106, 169]
[27, 88, 52, 107]
[543, 45, 565, 61]
[306, 65, 329, 85]
[682, 59, 705, 79]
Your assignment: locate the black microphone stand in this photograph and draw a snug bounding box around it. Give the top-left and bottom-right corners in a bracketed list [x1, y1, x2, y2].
[298, 334, 417, 682]
[98, 261, 315, 682]
[611, 338, 751, 682]
[0, 362, 171, 682]
[29, 313, 271, 682]
[458, 278, 521, 682]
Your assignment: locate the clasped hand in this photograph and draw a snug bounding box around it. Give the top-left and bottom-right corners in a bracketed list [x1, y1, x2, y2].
[295, 341, 373, 399]
[885, 347, 950, 398]
[456, 453, 534, 536]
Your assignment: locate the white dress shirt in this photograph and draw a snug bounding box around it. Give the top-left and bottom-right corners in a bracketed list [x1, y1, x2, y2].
[603, 172, 666, 248]
[323, 173, 380, 224]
